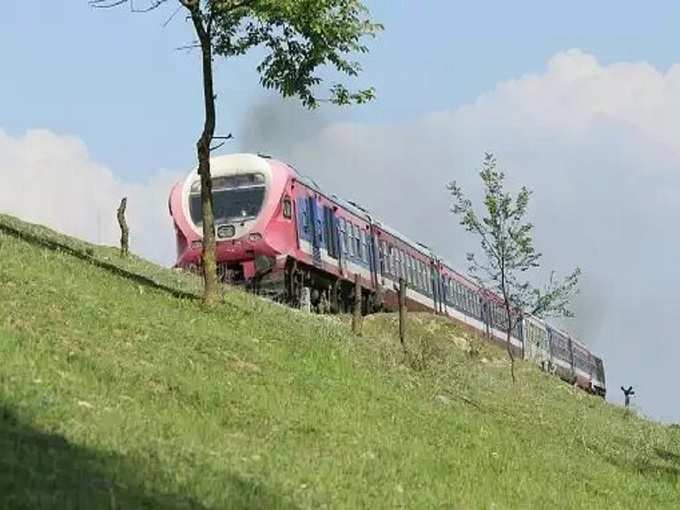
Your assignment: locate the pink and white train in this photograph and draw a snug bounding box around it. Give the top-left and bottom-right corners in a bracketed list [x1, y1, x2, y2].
[168, 153, 606, 396]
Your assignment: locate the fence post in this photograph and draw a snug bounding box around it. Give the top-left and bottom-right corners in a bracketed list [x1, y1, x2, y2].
[116, 197, 129, 257]
[398, 277, 407, 347]
[352, 273, 362, 335]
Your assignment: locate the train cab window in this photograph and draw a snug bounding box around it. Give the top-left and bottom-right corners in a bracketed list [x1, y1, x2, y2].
[190, 172, 266, 226]
[282, 197, 292, 219]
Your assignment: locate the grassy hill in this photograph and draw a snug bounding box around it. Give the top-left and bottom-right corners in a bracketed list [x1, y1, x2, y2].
[0, 213, 678, 509]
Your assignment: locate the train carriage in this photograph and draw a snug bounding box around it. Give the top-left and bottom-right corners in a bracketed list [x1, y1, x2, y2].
[169, 153, 606, 397]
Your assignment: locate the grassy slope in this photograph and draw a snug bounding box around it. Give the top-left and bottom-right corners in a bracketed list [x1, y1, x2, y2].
[0, 213, 678, 509]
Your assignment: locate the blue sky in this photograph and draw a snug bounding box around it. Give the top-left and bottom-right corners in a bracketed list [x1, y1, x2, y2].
[3, 1, 680, 179]
[3, 2, 680, 421]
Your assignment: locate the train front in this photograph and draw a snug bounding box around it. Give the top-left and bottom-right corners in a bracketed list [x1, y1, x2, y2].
[169, 153, 296, 284]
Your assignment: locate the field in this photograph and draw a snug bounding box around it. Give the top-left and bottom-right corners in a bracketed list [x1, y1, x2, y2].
[0, 213, 678, 509]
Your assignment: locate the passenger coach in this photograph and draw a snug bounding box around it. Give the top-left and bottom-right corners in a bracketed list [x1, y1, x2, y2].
[169, 153, 606, 397]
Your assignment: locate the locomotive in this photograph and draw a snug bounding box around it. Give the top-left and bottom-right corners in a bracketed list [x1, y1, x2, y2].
[168, 153, 606, 396]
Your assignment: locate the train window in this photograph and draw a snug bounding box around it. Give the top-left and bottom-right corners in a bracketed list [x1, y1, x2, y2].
[348, 224, 356, 257]
[379, 241, 386, 274]
[316, 219, 323, 244]
[339, 227, 345, 254]
[356, 228, 364, 261]
[391, 246, 397, 277]
[339, 218, 346, 254]
[343, 220, 350, 255]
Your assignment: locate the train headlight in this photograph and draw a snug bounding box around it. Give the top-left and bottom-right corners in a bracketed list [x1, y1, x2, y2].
[249, 233, 262, 242]
[191, 240, 203, 249]
[217, 225, 236, 239]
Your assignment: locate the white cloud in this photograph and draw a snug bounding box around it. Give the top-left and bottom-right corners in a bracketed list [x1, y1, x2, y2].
[243, 50, 680, 421]
[0, 129, 180, 264]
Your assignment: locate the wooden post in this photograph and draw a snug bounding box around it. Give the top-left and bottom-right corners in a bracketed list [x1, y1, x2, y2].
[116, 197, 129, 257]
[398, 277, 407, 347]
[352, 273, 362, 335]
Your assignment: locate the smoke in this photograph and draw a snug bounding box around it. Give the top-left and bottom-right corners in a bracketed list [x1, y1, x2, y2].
[239, 50, 680, 422]
[0, 129, 181, 265]
[238, 97, 330, 164]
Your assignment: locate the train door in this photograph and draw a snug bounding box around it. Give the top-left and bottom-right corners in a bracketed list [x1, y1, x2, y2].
[322, 206, 341, 270]
[306, 196, 322, 267]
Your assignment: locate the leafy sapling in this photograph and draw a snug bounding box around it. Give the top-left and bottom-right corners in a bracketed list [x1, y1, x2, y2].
[449, 153, 581, 382]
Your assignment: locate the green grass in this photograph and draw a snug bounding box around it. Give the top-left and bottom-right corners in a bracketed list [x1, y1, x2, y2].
[0, 213, 678, 509]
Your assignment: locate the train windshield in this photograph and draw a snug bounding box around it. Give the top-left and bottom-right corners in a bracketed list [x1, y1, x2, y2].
[189, 173, 266, 226]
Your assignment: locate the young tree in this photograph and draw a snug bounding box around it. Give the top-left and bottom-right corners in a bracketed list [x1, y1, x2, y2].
[448, 153, 581, 381]
[91, 0, 382, 305]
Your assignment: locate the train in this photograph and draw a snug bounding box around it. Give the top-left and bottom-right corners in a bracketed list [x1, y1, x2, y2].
[168, 153, 606, 397]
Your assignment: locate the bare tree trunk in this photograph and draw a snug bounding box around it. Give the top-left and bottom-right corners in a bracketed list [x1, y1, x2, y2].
[116, 197, 129, 257]
[506, 327, 516, 383]
[187, 5, 219, 306]
[398, 277, 407, 348]
[352, 273, 362, 335]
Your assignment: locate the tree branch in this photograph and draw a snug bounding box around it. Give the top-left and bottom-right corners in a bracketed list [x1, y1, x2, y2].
[90, 0, 170, 12]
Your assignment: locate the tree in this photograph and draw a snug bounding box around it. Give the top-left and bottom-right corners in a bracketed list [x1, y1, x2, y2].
[91, 0, 382, 305]
[448, 153, 581, 381]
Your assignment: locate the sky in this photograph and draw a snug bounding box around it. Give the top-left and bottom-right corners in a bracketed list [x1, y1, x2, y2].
[2, 1, 680, 421]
